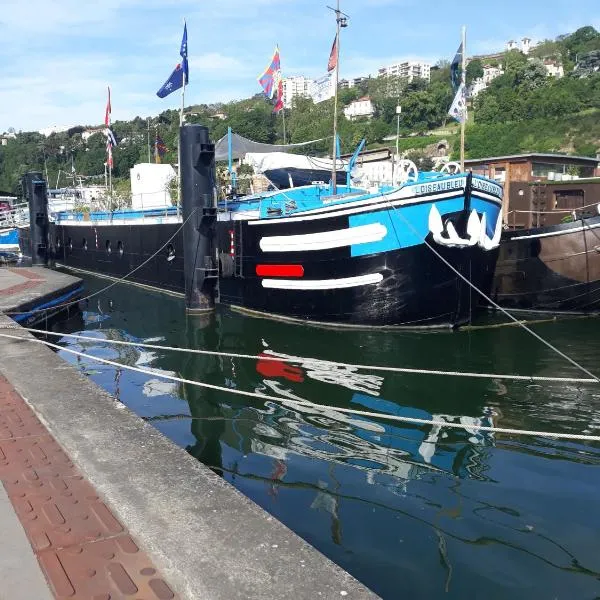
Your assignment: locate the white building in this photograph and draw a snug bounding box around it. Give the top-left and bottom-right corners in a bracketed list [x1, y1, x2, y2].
[282, 76, 314, 109]
[339, 76, 370, 89]
[469, 64, 505, 98]
[82, 129, 104, 143]
[377, 61, 431, 82]
[483, 64, 504, 83]
[506, 37, 533, 55]
[344, 96, 375, 120]
[39, 125, 71, 137]
[543, 59, 564, 78]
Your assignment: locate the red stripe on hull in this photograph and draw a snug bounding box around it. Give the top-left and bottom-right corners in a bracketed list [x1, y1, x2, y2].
[256, 264, 304, 278]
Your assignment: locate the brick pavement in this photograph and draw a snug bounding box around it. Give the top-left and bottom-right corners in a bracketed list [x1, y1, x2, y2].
[0, 374, 177, 600]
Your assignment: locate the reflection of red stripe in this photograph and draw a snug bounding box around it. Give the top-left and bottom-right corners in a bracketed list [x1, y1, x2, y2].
[256, 353, 305, 382]
[256, 264, 304, 277]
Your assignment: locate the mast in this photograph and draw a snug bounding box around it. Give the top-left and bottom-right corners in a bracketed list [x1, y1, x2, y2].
[147, 118, 151, 163]
[328, 1, 347, 195]
[460, 25, 466, 171]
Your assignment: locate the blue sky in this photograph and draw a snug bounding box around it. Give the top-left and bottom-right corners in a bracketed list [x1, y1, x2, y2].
[0, 0, 598, 132]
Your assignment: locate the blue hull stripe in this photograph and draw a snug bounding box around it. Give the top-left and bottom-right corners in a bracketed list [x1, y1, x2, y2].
[13, 285, 84, 323]
[349, 195, 501, 256]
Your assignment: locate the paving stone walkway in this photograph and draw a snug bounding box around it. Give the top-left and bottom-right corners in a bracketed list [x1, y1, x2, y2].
[0, 374, 177, 600]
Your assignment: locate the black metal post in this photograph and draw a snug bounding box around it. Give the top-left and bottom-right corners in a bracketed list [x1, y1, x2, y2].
[180, 124, 218, 313]
[22, 171, 49, 266]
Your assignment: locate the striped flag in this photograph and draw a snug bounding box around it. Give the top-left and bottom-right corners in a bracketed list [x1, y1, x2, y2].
[104, 86, 111, 126]
[327, 34, 338, 72]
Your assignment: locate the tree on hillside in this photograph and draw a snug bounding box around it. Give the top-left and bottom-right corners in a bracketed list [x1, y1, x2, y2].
[515, 58, 548, 91]
[503, 49, 528, 73]
[466, 58, 484, 84]
[562, 26, 600, 59]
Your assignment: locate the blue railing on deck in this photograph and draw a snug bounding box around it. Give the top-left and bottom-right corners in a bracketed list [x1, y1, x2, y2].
[55, 206, 180, 222]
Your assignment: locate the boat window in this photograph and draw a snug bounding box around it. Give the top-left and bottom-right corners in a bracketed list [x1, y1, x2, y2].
[106, 240, 112, 253]
[82, 238, 87, 250]
[56, 236, 61, 248]
[68, 237, 73, 250]
[118, 241, 124, 256]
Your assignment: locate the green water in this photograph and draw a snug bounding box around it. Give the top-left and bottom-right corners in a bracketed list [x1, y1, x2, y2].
[54, 273, 600, 599]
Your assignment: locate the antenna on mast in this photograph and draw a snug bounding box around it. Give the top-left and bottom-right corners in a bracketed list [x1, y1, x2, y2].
[326, 1, 349, 195]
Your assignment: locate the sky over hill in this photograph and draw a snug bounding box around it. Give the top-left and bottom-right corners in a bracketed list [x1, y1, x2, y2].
[0, 0, 599, 132]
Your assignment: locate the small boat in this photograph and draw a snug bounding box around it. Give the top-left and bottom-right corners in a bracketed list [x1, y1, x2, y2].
[0, 194, 24, 261]
[493, 204, 600, 312]
[470, 155, 600, 313]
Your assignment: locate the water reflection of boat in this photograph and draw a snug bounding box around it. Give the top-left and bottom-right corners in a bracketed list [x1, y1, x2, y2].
[180, 315, 495, 492]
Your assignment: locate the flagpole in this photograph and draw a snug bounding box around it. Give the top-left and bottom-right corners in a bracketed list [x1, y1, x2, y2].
[330, 1, 342, 195]
[279, 42, 287, 144]
[460, 25, 466, 171]
[177, 19, 187, 215]
[282, 107, 287, 144]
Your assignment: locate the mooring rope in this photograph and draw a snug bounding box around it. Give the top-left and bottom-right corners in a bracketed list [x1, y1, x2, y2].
[0, 325, 597, 385]
[382, 194, 600, 382]
[1, 329, 599, 442]
[4, 208, 196, 317]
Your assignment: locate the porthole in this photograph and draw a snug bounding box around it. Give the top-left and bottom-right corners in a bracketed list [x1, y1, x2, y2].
[166, 244, 175, 262]
[68, 237, 73, 251]
[82, 238, 87, 251]
[105, 239, 112, 254]
[56, 236, 61, 248]
[117, 241, 124, 256]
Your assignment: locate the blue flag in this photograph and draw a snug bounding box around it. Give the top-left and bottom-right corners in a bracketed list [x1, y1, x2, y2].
[156, 22, 188, 98]
[156, 63, 186, 98]
[180, 21, 189, 84]
[450, 42, 462, 92]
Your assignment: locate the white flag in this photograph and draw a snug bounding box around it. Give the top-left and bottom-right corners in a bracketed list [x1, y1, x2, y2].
[448, 83, 467, 124]
[310, 73, 334, 104]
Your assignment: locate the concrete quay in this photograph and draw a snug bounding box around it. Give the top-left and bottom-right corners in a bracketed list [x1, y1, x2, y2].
[0, 266, 83, 325]
[0, 309, 379, 597]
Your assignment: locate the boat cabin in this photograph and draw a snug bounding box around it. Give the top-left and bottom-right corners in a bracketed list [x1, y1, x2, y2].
[465, 153, 600, 229]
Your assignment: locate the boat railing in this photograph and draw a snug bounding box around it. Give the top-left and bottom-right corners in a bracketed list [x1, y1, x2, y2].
[506, 201, 600, 228]
[0, 203, 29, 228]
[55, 205, 180, 224]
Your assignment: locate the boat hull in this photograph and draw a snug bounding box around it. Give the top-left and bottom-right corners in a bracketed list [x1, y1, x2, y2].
[492, 215, 600, 312]
[35, 188, 502, 327]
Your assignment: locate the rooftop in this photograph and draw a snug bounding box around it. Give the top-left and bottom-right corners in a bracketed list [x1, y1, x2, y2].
[465, 153, 599, 165]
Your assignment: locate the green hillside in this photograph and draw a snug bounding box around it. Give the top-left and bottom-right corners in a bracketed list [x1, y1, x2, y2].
[1, 26, 599, 195]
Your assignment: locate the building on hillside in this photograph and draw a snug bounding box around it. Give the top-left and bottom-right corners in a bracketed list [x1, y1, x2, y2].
[471, 37, 536, 65]
[282, 76, 314, 109]
[343, 96, 375, 120]
[340, 76, 371, 89]
[39, 125, 71, 137]
[483, 64, 504, 83]
[377, 61, 431, 82]
[82, 129, 103, 143]
[465, 153, 600, 225]
[506, 38, 532, 54]
[542, 58, 564, 78]
[469, 80, 488, 98]
[469, 64, 505, 98]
